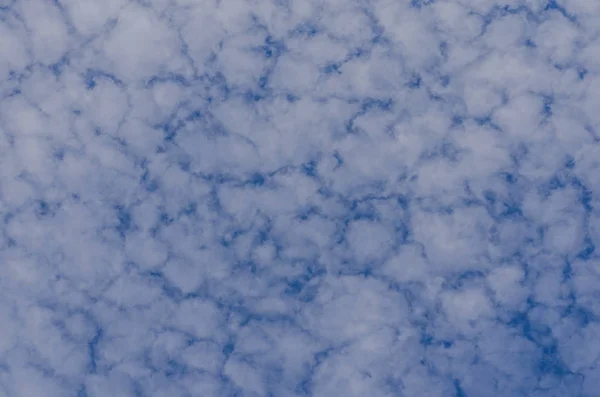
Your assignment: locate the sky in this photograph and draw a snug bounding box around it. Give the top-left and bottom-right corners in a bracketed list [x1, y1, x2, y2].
[0, 0, 599, 396]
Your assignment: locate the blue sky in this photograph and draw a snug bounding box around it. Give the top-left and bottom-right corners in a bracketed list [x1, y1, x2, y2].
[0, 0, 599, 396]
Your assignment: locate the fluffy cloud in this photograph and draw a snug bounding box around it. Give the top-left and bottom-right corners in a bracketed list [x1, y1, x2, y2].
[0, 0, 598, 396]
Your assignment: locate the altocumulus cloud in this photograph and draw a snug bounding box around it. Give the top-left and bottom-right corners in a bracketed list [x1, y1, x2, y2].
[0, 0, 599, 396]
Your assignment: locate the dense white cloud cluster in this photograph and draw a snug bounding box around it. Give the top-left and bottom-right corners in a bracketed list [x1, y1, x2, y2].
[1, 0, 599, 396]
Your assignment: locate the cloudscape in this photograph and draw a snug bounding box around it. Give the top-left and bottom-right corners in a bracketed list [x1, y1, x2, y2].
[0, 0, 599, 396]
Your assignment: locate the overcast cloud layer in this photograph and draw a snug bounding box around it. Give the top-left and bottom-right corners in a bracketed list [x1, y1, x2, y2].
[1, 0, 600, 396]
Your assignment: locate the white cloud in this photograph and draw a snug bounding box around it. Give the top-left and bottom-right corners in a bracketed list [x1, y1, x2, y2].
[1, 0, 599, 395]
[101, 4, 186, 80]
[16, 0, 70, 64]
